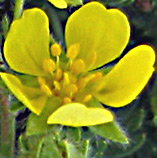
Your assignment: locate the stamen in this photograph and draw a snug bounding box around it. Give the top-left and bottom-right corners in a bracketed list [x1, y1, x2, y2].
[51, 43, 62, 56]
[65, 84, 78, 96]
[70, 59, 85, 74]
[63, 72, 70, 86]
[83, 94, 92, 103]
[40, 84, 52, 96]
[63, 97, 72, 104]
[55, 68, 63, 81]
[90, 72, 103, 83]
[38, 77, 46, 85]
[66, 44, 80, 59]
[42, 59, 56, 74]
[54, 81, 61, 90]
[77, 74, 95, 89]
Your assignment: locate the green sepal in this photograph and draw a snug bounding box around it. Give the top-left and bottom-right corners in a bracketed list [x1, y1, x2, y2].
[39, 135, 63, 158]
[26, 97, 61, 136]
[63, 127, 82, 143]
[64, 140, 90, 158]
[18, 134, 63, 158]
[89, 122, 129, 144]
[9, 101, 25, 112]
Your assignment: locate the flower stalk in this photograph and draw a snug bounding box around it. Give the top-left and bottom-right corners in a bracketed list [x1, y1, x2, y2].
[0, 89, 15, 158]
[14, 0, 25, 20]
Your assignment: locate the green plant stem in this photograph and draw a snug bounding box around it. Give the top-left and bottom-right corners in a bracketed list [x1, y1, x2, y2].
[14, 0, 25, 20]
[0, 90, 15, 158]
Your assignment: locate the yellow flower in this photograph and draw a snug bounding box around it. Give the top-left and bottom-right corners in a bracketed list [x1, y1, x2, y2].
[0, 2, 155, 127]
[48, 0, 83, 9]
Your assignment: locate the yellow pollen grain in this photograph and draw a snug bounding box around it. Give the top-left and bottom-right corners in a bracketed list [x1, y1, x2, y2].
[66, 44, 80, 59]
[83, 94, 92, 103]
[63, 97, 72, 104]
[55, 68, 63, 81]
[51, 43, 62, 56]
[42, 59, 56, 73]
[40, 84, 52, 96]
[54, 81, 61, 90]
[38, 77, 46, 85]
[66, 84, 78, 96]
[71, 59, 85, 74]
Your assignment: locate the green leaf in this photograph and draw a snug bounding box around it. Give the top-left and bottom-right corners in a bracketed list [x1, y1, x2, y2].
[126, 108, 145, 132]
[104, 133, 146, 158]
[89, 122, 129, 144]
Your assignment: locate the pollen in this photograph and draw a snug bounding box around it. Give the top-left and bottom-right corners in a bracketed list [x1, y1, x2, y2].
[70, 59, 85, 74]
[83, 94, 92, 103]
[40, 84, 52, 96]
[66, 44, 80, 59]
[42, 59, 56, 73]
[51, 43, 62, 56]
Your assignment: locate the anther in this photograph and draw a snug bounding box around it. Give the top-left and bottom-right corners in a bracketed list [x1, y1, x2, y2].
[51, 43, 62, 56]
[90, 72, 103, 83]
[70, 59, 85, 74]
[40, 84, 52, 96]
[63, 72, 70, 86]
[38, 77, 46, 85]
[42, 59, 56, 73]
[63, 97, 72, 104]
[65, 84, 78, 96]
[55, 68, 63, 81]
[66, 44, 80, 59]
[77, 74, 95, 89]
[83, 94, 92, 103]
[53, 81, 61, 90]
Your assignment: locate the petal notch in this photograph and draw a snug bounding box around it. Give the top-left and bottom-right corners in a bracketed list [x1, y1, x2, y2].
[47, 103, 113, 127]
[65, 2, 130, 70]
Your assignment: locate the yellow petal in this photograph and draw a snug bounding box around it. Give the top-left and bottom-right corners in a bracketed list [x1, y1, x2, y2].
[47, 103, 113, 127]
[48, 0, 67, 9]
[4, 8, 50, 76]
[0, 73, 47, 114]
[65, 2, 130, 70]
[94, 45, 155, 107]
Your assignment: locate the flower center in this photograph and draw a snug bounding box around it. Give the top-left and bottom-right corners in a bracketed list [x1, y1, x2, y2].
[38, 43, 102, 105]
